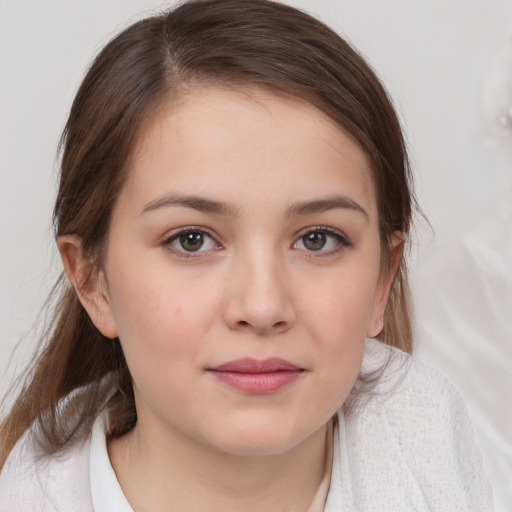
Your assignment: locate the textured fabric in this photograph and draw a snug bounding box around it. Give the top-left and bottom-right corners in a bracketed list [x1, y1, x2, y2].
[0, 339, 493, 511]
[0, 426, 93, 511]
[326, 340, 494, 511]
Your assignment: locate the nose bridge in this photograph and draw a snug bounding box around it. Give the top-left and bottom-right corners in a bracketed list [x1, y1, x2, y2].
[224, 239, 295, 334]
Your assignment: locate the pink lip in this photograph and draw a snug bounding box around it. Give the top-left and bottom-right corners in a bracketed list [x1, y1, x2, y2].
[207, 358, 304, 393]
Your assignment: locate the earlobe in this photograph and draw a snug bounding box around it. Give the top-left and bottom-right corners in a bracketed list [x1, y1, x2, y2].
[57, 235, 118, 339]
[367, 233, 404, 338]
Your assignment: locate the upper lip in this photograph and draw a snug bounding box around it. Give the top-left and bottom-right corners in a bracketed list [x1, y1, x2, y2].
[208, 358, 303, 373]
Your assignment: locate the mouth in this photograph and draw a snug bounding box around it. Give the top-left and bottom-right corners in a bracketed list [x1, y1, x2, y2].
[207, 358, 305, 393]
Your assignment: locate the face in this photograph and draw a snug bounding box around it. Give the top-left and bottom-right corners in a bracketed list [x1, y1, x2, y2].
[76, 87, 395, 456]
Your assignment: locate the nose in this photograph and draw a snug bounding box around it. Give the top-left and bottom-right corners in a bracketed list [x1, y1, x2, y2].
[223, 248, 296, 335]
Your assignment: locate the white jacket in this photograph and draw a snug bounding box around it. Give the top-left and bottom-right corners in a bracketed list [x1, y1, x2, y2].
[0, 339, 494, 511]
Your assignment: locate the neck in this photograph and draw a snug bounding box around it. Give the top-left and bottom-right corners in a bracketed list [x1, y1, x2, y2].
[109, 415, 329, 512]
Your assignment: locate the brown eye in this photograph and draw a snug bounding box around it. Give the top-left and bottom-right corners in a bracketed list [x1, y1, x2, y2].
[302, 232, 326, 251]
[179, 232, 204, 252]
[293, 228, 349, 254]
[165, 228, 218, 254]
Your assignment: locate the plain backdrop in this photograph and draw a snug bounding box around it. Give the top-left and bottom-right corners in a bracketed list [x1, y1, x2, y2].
[1, 0, 511, 508]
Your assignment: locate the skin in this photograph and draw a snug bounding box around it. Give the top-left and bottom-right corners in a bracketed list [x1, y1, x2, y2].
[59, 87, 401, 512]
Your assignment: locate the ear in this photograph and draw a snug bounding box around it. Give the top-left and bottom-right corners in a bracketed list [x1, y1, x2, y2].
[367, 232, 403, 339]
[57, 235, 118, 339]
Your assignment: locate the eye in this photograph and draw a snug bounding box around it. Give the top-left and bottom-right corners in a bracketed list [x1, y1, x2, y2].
[293, 228, 349, 253]
[164, 228, 219, 255]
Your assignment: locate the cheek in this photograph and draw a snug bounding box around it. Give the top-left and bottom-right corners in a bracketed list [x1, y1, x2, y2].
[295, 265, 379, 408]
[300, 268, 379, 347]
[293, 273, 372, 423]
[107, 265, 220, 359]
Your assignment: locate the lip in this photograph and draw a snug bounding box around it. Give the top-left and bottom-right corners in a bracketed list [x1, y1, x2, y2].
[207, 358, 304, 393]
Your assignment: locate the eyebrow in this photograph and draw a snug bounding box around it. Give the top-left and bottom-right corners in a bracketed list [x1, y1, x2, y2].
[285, 195, 368, 220]
[140, 192, 368, 220]
[140, 193, 239, 216]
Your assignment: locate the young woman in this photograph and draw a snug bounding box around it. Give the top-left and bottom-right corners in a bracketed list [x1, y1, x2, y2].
[0, 1, 492, 510]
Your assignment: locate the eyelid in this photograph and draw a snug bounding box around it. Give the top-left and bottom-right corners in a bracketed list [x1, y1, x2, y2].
[292, 225, 351, 253]
[161, 226, 223, 258]
[159, 225, 351, 259]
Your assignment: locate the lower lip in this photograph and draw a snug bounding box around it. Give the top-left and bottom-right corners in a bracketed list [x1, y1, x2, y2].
[209, 370, 302, 393]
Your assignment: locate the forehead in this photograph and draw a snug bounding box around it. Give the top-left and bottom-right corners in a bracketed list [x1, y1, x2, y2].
[122, 86, 376, 217]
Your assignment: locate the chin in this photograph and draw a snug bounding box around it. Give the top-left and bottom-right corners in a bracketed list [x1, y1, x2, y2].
[214, 439, 300, 457]
[202, 420, 315, 457]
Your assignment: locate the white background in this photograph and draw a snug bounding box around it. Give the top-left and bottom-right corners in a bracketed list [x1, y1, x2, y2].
[1, 0, 511, 508]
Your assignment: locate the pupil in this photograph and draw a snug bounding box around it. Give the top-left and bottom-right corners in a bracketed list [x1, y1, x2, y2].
[304, 232, 326, 251]
[180, 232, 203, 251]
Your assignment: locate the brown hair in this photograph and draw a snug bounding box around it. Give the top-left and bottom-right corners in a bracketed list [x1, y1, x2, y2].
[0, 0, 415, 465]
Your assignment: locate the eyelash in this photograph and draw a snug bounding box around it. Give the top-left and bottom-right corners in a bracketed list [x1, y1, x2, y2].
[161, 225, 351, 259]
[292, 226, 351, 256]
[161, 226, 221, 259]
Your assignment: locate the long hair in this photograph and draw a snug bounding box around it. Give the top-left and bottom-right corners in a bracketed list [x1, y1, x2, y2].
[1, 0, 415, 466]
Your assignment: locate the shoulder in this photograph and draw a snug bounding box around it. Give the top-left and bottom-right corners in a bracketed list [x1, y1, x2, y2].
[359, 338, 471, 417]
[0, 421, 94, 511]
[356, 339, 483, 456]
[340, 339, 494, 511]
[351, 339, 479, 459]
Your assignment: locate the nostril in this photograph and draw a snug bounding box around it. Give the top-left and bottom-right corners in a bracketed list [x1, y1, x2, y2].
[234, 319, 288, 332]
